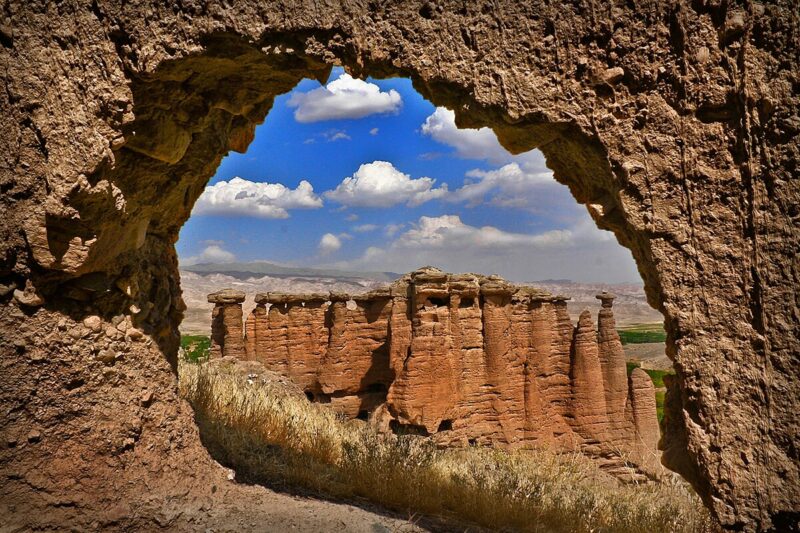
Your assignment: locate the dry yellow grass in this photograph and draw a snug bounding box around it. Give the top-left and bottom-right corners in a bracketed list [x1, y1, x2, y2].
[179, 362, 714, 533]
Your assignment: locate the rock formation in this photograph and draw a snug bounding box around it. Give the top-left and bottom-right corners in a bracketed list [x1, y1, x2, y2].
[2, 2, 797, 530]
[212, 268, 662, 465]
[208, 289, 247, 360]
[596, 292, 630, 444]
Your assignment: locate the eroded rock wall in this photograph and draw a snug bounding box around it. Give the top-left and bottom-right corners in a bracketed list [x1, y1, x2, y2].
[1, 1, 797, 530]
[215, 268, 661, 467]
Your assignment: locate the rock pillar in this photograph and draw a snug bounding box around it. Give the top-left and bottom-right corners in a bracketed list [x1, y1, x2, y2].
[246, 295, 269, 362]
[549, 296, 574, 419]
[595, 292, 629, 443]
[318, 290, 392, 417]
[481, 277, 523, 444]
[570, 309, 610, 444]
[388, 269, 457, 433]
[628, 367, 660, 460]
[207, 289, 246, 359]
[261, 293, 290, 374]
[283, 293, 329, 391]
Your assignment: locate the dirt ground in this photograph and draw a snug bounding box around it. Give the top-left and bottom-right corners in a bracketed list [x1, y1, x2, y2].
[172, 480, 427, 532]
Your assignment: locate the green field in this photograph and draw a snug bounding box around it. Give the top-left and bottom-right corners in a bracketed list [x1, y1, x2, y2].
[616, 323, 667, 345]
[181, 334, 210, 363]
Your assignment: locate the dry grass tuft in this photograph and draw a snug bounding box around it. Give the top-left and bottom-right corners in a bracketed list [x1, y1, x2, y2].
[179, 362, 714, 533]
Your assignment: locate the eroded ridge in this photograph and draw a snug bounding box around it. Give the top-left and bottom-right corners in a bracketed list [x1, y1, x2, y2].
[208, 267, 660, 471]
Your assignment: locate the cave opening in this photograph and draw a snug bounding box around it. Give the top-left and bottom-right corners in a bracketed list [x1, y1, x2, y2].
[162, 34, 671, 462]
[166, 43, 675, 492]
[17, 28, 690, 526]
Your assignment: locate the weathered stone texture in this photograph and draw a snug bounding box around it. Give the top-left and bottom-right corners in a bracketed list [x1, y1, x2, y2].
[628, 368, 661, 470]
[1, 1, 797, 530]
[570, 310, 611, 445]
[596, 293, 630, 444]
[208, 289, 246, 359]
[217, 269, 661, 468]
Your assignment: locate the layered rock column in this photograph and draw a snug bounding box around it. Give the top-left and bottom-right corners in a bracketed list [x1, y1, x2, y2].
[388, 270, 458, 433]
[285, 293, 329, 391]
[595, 292, 630, 443]
[569, 310, 610, 445]
[628, 367, 661, 465]
[259, 293, 290, 374]
[207, 289, 246, 359]
[482, 277, 525, 445]
[244, 296, 268, 361]
[317, 289, 393, 417]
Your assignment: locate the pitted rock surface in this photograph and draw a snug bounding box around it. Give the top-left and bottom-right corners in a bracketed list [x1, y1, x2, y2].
[1, 2, 797, 530]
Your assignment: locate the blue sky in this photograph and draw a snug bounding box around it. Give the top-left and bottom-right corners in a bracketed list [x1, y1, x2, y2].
[177, 67, 639, 283]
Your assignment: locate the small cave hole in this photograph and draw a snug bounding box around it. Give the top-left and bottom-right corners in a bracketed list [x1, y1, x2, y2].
[304, 391, 315, 401]
[356, 410, 370, 421]
[315, 393, 331, 404]
[437, 419, 453, 432]
[459, 297, 474, 308]
[427, 296, 450, 307]
[418, 3, 434, 19]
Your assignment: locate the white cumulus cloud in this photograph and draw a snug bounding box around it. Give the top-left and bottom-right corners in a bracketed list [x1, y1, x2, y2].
[325, 161, 448, 208]
[318, 233, 343, 255]
[421, 107, 516, 164]
[393, 215, 571, 250]
[451, 163, 555, 208]
[384, 223, 405, 237]
[322, 213, 640, 282]
[193, 177, 323, 218]
[181, 244, 236, 266]
[288, 73, 402, 123]
[421, 108, 580, 215]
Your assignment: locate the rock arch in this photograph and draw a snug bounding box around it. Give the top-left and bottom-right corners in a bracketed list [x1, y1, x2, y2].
[0, 2, 797, 531]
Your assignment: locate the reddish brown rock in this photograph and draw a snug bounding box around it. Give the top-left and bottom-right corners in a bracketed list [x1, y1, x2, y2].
[388, 269, 458, 434]
[482, 280, 524, 446]
[569, 310, 610, 444]
[628, 367, 660, 458]
[207, 289, 246, 359]
[549, 297, 575, 421]
[285, 294, 329, 392]
[244, 308, 257, 361]
[595, 292, 630, 444]
[317, 291, 393, 410]
[229, 270, 663, 463]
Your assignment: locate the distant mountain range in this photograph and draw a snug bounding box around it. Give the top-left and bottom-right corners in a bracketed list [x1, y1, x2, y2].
[183, 261, 400, 283]
[179, 263, 663, 334]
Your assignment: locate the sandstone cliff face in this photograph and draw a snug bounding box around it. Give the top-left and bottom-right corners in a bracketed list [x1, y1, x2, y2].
[2, 2, 797, 530]
[212, 268, 661, 469]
